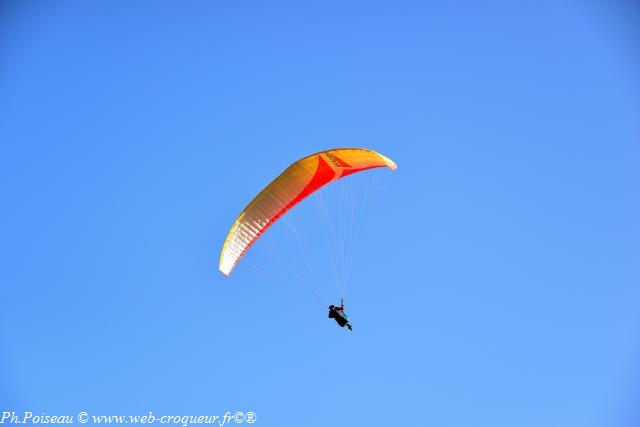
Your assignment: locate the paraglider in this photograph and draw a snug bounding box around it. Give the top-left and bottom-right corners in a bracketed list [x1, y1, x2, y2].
[328, 299, 352, 330]
[219, 147, 396, 329]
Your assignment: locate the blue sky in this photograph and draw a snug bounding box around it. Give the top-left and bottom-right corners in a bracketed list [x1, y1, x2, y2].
[1, 1, 639, 426]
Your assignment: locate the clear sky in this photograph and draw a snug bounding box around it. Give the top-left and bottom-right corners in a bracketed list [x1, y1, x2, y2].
[1, 1, 639, 426]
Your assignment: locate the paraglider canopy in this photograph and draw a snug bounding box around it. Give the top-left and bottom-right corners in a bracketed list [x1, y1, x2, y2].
[219, 148, 396, 276]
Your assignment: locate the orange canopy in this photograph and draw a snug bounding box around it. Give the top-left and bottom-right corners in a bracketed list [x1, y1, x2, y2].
[219, 148, 397, 276]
